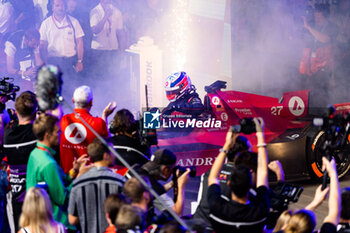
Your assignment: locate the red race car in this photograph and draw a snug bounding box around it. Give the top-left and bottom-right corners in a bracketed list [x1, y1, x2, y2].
[157, 81, 350, 181]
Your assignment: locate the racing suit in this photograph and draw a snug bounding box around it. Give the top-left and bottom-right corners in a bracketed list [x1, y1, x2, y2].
[162, 89, 204, 117]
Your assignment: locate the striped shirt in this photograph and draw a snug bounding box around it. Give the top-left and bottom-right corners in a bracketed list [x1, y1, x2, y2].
[68, 166, 125, 233]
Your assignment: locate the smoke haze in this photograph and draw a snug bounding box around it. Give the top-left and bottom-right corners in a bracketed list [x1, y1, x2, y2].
[1, 0, 349, 115]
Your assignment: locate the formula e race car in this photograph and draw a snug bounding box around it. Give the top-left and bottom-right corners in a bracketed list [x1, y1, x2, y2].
[156, 81, 350, 181]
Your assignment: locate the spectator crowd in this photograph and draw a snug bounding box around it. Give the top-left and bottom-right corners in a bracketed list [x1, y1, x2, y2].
[0, 75, 348, 233]
[0, 0, 349, 233]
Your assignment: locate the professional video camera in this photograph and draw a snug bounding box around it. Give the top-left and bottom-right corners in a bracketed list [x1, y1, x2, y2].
[0, 77, 20, 101]
[230, 118, 256, 134]
[108, 112, 158, 149]
[139, 120, 158, 147]
[267, 182, 303, 229]
[272, 183, 303, 208]
[139, 84, 158, 147]
[313, 106, 350, 154]
[312, 106, 350, 188]
[314, 106, 349, 131]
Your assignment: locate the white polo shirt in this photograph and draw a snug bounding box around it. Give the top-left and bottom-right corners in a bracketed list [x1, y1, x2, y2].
[40, 15, 84, 58]
[90, 3, 123, 50]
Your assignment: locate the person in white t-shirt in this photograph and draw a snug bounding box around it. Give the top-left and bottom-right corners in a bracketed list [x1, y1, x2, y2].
[39, 0, 85, 99]
[39, 0, 84, 75]
[89, 0, 125, 77]
[90, 0, 124, 51]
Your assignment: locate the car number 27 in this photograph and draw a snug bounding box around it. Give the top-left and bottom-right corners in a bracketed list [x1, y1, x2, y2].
[271, 106, 283, 115]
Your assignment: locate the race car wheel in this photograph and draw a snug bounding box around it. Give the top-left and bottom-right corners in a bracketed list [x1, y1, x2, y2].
[307, 129, 350, 182]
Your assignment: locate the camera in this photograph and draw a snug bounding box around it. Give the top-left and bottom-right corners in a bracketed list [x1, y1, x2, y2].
[313, 106, 348, 130]
[279, 183, 303, 203]
[108, 115, 158, 148]
[270, 183, 303, 214]
[173, 166, 196, 178]
[230, 118, 256, 134]
[0, 77, 20, 101]
[304, 5, 314, 25]
[172, 166, 196, 203]
[267, 183, 303, 229]
[139, 123, 158, 147]
[312, 106, 350, 190]
[313, 106, 350, 152]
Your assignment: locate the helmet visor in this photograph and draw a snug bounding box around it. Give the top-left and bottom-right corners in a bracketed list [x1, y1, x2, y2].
[166, 88, 181, 101]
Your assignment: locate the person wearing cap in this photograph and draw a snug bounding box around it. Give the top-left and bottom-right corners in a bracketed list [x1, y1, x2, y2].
[140, 148, 190, 216]
[59, 85, 116, 173]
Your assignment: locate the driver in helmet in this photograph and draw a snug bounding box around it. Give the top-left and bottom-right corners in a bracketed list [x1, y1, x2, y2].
[162, 71, 204, 117]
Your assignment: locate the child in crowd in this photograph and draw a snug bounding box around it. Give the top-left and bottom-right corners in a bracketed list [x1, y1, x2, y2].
[104, 193, 129, 233]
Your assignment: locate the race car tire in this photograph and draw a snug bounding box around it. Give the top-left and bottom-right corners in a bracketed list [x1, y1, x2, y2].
[307, 128, 350, 182]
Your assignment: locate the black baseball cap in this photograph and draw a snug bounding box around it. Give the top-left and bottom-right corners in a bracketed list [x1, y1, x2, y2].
[150, 149, 177, 166]
[142, 149, 177, 172]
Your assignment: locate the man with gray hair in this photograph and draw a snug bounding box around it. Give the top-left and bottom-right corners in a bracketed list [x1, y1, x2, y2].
[59, 85, 116, 173]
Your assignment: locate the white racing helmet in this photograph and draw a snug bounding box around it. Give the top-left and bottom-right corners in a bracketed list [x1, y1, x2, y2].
[165, 71, 192, 102]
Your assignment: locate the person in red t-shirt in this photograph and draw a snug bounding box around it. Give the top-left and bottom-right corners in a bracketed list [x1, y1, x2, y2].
[60, 85, 116, 173]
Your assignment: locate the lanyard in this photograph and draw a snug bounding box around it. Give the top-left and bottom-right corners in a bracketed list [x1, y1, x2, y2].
[51, 16, 71, 30]
[37, 146, 53, 157]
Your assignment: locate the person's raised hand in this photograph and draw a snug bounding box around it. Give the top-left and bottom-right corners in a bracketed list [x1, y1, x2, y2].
[223, 128, 239, 150]
[177, 168, 190, 189]
[103, 101, 117, 119]
[322, 157, 337, 178]
[268, 160, 285, 181]
[73, 154, 89, 172]
[253, 117, 265, 133]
